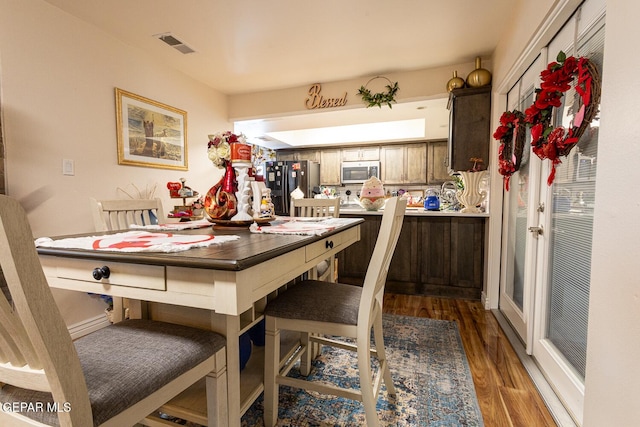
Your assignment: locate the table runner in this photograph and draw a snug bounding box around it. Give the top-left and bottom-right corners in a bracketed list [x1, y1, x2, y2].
[35, 231, 239, 253]
[249, 218, 348, 236]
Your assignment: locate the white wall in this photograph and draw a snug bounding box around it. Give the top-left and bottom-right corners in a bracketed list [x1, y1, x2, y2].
[582, 0, 640, 425]
[0, 0, 230, 324]
[489, 0, 640, 424]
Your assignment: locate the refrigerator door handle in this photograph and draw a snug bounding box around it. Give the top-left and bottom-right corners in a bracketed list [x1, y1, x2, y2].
[281, 165, 289, 215]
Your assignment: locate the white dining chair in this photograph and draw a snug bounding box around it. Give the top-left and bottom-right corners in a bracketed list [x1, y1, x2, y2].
[263, 197, 406, 427]
[290, 197, 340, 281]
[0, 195, 228, 427]
[90, 197, 166, 231]
[89, 197, 167, 321]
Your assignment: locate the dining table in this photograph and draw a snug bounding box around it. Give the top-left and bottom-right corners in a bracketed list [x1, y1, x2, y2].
[36, 217, 363, 427]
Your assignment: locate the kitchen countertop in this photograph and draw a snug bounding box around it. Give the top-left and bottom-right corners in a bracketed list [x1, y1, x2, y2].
[339, 204, 489, 218]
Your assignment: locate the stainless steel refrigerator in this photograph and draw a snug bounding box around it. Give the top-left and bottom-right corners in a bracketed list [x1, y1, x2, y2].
[265, 160, 320, 216]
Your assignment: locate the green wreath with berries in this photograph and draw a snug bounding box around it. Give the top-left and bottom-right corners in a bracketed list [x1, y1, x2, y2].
[357, 76, 399, 108]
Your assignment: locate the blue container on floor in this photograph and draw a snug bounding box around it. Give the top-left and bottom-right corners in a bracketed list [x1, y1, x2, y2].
[239, 332, 252, 371]
[248, 318, 266, 346]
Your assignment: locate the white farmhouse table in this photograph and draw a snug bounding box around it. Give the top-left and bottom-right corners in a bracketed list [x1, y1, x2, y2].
[37, 218, 362, 426]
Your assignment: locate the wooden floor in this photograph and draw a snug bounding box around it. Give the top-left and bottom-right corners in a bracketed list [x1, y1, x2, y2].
[383, 293, 558, 427]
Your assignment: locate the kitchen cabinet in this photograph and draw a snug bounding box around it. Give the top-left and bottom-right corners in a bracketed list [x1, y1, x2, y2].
[277, 149, 319, 162]
[448, 86, 491, 172]
[320, 149, 341, 185]
[380, 143, 427, 184]
[428, 140, 451, 184]
[342, 147, 380, 161]
[338, 214, 484, 299]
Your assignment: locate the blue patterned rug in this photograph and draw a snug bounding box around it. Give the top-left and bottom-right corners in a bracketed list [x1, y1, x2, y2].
[241, 314, 484, 426]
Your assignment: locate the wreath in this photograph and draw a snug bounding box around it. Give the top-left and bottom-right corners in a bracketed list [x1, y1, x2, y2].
[357, 76, 399, 108]
[525, 51, 601, 185]
[493, 110, 526, 191]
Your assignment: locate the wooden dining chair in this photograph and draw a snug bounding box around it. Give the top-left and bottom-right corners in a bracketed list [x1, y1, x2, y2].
[290, 197, 340, 281]
[90, 197, 166, 231]
[0, 195, 228, 427]
[263, 197, 406, 427]
[89, 197, 166, 322]
[289, 197, 340, 219]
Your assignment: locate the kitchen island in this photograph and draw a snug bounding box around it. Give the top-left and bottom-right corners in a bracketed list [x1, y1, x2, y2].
[338, 204, 488, 299]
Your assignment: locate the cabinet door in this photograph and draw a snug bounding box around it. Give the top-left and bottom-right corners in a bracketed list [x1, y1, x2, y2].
[342, 146, 380, 161]
[419, 217, 451, 285]
[448, 86, 491, 172]
[428, 140, 450, 184]
[387, 217, 419, 283]
[380, 146, 405, 184]
[297, 150, 319, 163]
[450, 217, 484, 293]
[405, 144, 427, 184]
[320, 149, 341, 185]
[277, 150, 319, 162]
[359, 146, 380, 161]
[277, 150, 295, 161]
[337, 215, 381, 282]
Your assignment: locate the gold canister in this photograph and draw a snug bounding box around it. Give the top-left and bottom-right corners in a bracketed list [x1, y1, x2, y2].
[446, 71, 466, 92]
[466, 57, 492, 88]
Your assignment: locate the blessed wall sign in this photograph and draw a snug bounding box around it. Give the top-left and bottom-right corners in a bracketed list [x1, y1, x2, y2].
[305, 83, 348, 110]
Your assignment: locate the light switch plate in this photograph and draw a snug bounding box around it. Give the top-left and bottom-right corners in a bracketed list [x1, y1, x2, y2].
[63, 159, 75, 176]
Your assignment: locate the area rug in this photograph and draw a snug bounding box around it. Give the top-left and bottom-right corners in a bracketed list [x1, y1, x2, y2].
[241, 314, 484, 426]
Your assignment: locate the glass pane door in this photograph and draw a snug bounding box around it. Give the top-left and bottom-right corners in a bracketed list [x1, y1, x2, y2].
[499, 56, 543, 348]
[531, 16, 604, 424]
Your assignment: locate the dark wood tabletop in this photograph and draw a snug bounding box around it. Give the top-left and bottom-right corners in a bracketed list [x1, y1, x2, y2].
[36, 218, 363, 271]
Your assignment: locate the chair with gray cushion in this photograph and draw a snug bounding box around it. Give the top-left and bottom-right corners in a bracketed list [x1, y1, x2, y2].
[0, 195, 228, 427]
[290, 197, 340, 281]
[89, 197, 167, 322]
[263, 197, 406, 427]
[90, 197, 166, 232]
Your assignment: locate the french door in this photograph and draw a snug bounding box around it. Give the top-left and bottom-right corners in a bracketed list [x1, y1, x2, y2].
[498, 55, 544, 350]
[499, 4, 604, 425]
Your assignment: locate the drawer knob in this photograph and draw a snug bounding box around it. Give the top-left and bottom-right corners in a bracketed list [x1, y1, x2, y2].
[325, 240, 334, 249]
[92, 266, 111, 280]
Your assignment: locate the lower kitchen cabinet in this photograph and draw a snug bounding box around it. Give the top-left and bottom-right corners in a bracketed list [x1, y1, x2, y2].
[338, 214, 485, 299]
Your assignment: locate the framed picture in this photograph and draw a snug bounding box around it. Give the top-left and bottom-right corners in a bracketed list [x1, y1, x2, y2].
[115, 88, 188, 170]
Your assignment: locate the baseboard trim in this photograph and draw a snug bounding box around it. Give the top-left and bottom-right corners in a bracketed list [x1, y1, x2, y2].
[492, 309, 578, 427]
[68, 313, 110, 340]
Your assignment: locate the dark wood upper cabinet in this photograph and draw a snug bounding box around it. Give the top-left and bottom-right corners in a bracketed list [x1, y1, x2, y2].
[447, 86, 491, 172]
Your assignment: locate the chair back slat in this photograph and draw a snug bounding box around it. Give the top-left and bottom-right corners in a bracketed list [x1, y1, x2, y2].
[91, 198, 165, 231]
[0, 195, 93, 424]
[291, 198, 340, 218]
[358, 197, 406, 326]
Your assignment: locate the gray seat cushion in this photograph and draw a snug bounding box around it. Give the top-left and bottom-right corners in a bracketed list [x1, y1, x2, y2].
[265, 280, 362, 325]
[0, 319, 225, 426]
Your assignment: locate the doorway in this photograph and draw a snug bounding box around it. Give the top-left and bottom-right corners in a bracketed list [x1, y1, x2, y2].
[498, 6, 604, 425]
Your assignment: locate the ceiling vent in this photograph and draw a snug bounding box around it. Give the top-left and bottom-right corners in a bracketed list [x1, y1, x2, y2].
[155, 33, 195, 54]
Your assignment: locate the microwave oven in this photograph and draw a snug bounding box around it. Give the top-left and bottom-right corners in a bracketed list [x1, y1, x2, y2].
[341, 161, 380, 184]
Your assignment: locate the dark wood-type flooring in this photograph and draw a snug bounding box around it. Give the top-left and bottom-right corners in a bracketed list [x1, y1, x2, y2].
[382, 294, 558, 427]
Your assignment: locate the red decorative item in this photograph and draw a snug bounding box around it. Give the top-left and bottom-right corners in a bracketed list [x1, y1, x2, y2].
[493, 110, 526, 191]
[231, 142, 252, 163]
[204, 161, 238, 220]
[524, 51, 601, 185]
[166, 182, 182, 198]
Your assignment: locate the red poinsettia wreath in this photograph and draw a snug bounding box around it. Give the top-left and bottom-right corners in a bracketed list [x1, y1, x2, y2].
[525, 51, 600, 185]
[493, 110, 526, 191]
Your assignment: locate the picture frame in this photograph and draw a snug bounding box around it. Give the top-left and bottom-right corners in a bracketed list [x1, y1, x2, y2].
[115, 88, 188, 170]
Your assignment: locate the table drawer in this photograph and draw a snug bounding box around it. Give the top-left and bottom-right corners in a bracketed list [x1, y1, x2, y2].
[305, 227, 358, 262]
[43, 257, 166, 291]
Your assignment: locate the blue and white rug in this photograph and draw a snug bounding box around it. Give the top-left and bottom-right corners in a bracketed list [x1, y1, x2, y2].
[241, 314, 484, 426]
